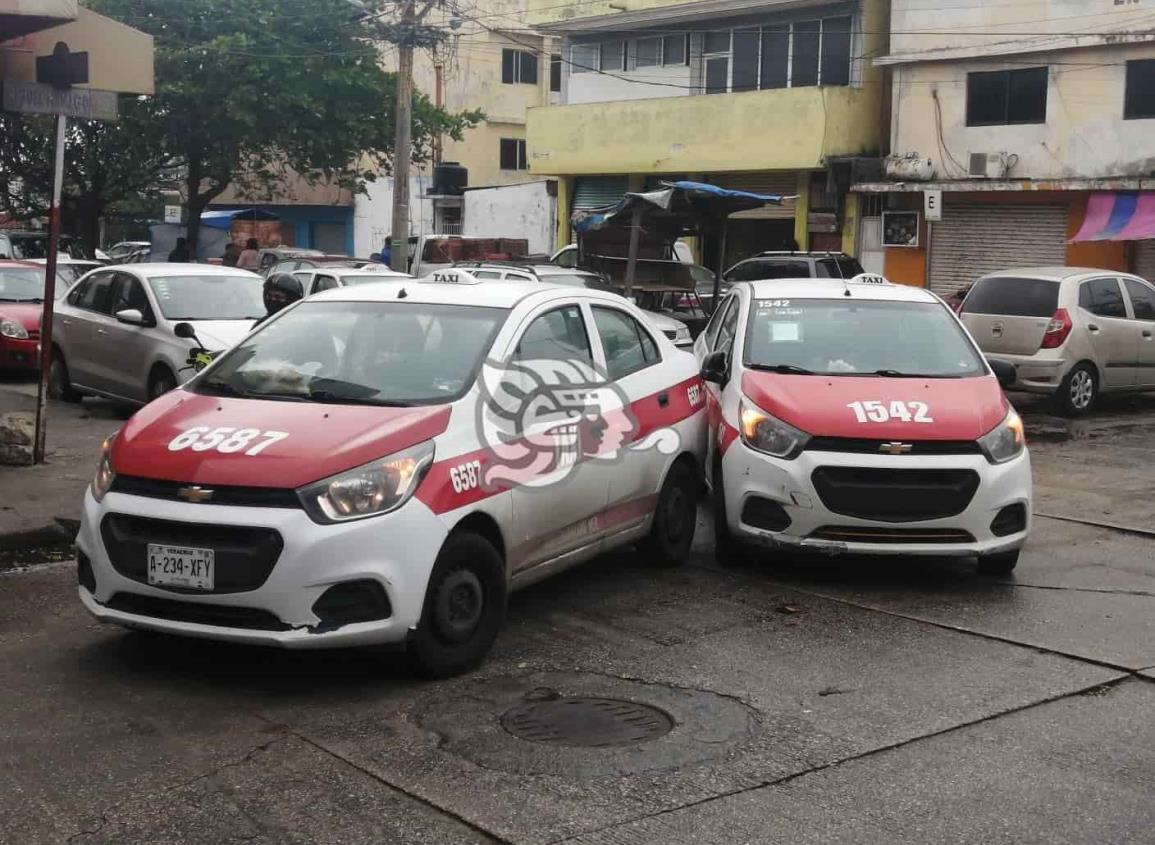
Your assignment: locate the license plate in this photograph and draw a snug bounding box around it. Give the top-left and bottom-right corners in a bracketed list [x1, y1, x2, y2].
[147, 544, 215, 590]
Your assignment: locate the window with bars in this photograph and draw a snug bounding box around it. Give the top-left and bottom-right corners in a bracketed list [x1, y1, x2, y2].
[699, 16, 853, 95]
[499, 138, 527, 170]
[501, 49, 539, 85]
[550, 54, 562, 91]
[1124, 59, 1155, 120]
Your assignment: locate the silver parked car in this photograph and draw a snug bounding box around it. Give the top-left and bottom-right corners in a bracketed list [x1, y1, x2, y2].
[292, 263, 410, 296]
[50, 264, 266, 405]
[960, 267, 1155, 415]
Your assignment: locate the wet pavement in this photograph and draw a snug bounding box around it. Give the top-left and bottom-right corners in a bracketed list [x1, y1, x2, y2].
[1, 382, 1154, 843]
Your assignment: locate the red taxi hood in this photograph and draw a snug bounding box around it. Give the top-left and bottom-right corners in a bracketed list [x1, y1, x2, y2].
[0, 302, 42, 331]
[741, 371, 1008, 441]
[112, 391, 452, 488]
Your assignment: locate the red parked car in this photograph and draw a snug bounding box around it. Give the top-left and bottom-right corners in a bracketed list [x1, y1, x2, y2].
[0, 260, 50, 370]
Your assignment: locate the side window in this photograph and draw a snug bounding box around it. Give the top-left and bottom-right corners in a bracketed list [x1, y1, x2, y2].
[704, 294, 735, 348]
[1079, 278, 1127, 318]
[555, 249, 577, 269]
[515, 305, 593, 366]
[76, 272, 116, 314]
[591, 306, 658, 381]
[504, 272, 534, 282]
[1123, 279, 1155, 320]
[66, 277, 90, 306]
[474, 270, 502, 279]
[110, 274, 153, 319]
[312, 274, 339, 294]
[715, 296, 741, 357]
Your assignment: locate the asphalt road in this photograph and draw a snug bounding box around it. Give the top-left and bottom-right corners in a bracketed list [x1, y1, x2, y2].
[1, 384, 1154, 844]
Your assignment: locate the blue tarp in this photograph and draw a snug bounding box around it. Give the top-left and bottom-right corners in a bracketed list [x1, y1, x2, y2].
[572, 180, 784, 233]
[200, 208, 280, 230]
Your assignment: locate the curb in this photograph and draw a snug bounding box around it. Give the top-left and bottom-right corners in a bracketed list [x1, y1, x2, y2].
[0, 518, 76, 552]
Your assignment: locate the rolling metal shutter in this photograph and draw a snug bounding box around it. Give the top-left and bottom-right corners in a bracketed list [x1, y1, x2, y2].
[1134, 239, 1155, 283]
[572, 176, 629, 210]
[716, 172, 798, 219]
[928, 204, 1067, 297]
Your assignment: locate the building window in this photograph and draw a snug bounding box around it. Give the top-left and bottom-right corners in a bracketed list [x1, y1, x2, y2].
[550, 54, 562, 91]
[966, 67, 1048, 126]
[632, 36, 661, 69]
[501, 49, 538, 85]
[1124, 59, 1155, 120]
[704, 16, 853, 95]
[571, 42, 598, 73]
[662, 34, 688, 66]
[601, 39, 626, 72]
[500, 138, 527, 170]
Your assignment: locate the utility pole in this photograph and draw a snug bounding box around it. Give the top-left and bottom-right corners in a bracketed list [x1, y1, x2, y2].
[389, 0, 415, 274]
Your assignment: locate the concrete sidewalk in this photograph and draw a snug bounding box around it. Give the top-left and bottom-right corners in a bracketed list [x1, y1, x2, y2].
[0, 383, 123, 548]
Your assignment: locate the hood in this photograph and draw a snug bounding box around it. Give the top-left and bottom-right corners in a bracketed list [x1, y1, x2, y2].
[0, 302, 42, 331]
[183, 319, 259, 352]
[111, 390, 453, 488]
[640, 309, 684, 333]
[741, 371, 1008, 441]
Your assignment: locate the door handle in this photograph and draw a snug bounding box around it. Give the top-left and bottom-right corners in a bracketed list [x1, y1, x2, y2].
[1087, 324, 1100, 333]
[61, 319, 71, 327]
[1143, 331, 1153, 339]
[657, 391, 670, 408]
[96, 328, 108, 335]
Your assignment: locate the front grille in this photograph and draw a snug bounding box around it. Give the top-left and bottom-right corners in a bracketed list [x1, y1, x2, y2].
[811, 467, 979, 523]
[110, 476, 300, 509]
[663, 329, 678, 340]
[806, 437, 981, 456]
[100, 514, 283, 593]
[810, 526, 976, 544]
[105, 592, 290, 631]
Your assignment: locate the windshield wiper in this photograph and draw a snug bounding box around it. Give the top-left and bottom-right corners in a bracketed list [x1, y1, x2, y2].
[868, 369, 941, 378]
[196, 379, 249, 398]
[308, 389, 413, 407]
[748, 363, 816, 375]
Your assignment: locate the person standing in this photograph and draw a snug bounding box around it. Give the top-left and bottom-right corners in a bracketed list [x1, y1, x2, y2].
[168, 237, 191, 262]
[237, 238, 261, 272]
[379, 236, 392, 266]
[221, 242, 241, 267]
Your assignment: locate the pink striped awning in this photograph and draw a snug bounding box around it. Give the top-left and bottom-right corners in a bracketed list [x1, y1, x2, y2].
[1070, 192, 1155, 242]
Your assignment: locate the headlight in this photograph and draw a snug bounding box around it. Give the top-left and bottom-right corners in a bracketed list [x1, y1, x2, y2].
[978, 408, 1025, 464]
[739, 399, 809, 459]
[91, 435, 117, 502]
[0, 319, 29, 339]
[298, 440, 435, 524]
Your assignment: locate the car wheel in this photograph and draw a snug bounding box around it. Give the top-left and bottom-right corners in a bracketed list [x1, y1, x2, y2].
[641, 459, 698, 566]
[147, 368, 177, 402]
[407, 532, 507, 679]
[1056, 363, 1097, 416]
[977, 549, 1020, 576]
[712, 459, 753, 567]
[47, 351, 82, 402]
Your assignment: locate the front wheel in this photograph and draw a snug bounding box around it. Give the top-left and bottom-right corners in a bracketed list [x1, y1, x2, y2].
[640, 459, 699, 567]
[147, 368, 177, 402]
[48, 352, 83, 402]
[407, 532, 507, 679]
[1055, 363, 1097, 416]
[977, 549, 1020, 576]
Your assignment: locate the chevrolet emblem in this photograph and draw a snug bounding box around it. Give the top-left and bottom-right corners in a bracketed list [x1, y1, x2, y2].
[177, 486, 215, 503]
[880, 442, 913, 455]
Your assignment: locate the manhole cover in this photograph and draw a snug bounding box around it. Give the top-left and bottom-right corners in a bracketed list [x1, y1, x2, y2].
[501, 697, 674, 748]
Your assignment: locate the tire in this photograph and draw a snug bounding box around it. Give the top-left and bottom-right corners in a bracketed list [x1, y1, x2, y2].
[977, 549, 1020, 576]
[47, 351, 82, 402]
[407, 532, 507, 679]
[147, 368, 177, 402]
[640, 459, 698, 567]
[1055, 363, 1097, 416]
[712, 460, 753, 567]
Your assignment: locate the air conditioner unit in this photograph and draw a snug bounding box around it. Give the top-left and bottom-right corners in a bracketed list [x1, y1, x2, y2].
[969, 152, 1010, 179]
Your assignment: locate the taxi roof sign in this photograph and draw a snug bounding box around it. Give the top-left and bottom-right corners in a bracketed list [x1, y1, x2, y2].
[847, 272, 890, 285]
[421, 269, 484, 285]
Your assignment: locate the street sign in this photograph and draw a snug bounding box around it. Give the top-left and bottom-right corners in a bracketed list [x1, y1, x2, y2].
[2, 80, 117, 121]
[164, 205, 182, 224]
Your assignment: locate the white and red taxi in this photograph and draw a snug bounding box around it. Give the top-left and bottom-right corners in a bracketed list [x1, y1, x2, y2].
[695, 275, 1031, 574]
[78, 270, 705, 677]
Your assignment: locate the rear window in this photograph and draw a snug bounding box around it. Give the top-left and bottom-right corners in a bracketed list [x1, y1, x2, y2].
[961, 276, 1059, 317]
[727, 259, 812, 282]
[816, 257, 865, 279]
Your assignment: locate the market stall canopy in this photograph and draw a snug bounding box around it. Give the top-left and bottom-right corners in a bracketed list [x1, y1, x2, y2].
[1070, 192, 1155, 242]
[200, 209, 281, 230]
[572, 180, 786, 234]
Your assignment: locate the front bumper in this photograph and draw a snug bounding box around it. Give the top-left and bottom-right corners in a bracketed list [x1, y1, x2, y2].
[77, 489, 448, 648]
[720, 442, 1032, 557]
[0, 336, 38, 369]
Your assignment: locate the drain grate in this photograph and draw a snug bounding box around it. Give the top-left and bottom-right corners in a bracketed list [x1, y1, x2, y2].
[501, 697, 674, 748]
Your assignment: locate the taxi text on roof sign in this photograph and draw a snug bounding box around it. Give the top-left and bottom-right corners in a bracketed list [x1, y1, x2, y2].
[422, 269, 484, 285]
[848, 273, 889, 285]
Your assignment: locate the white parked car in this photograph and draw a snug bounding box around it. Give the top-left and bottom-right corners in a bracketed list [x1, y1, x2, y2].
[291, 263, 410, 296]
[50, 264, 266, 405]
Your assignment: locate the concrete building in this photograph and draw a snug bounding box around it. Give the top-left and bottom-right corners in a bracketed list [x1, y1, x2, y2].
[524, 0, 889, 267]
[856, 0, 1155, 293]
[212, 175, 357, 256]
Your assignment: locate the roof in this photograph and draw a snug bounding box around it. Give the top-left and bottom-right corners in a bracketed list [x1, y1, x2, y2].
[117, 263, 263, 278]
[324, 266, 410, 279]
[312, 277, 623, 309]
[746, 251, 852, 260]
[975, 266, 1112, 282]
[745, 278, 941, 303]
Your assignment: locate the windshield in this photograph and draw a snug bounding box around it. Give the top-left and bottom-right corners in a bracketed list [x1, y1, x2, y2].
[0, 266, 46, 301]
[195, 301, 508, 405]
[148, 275, 266, 320]
[744, 298, 985, 378]
[11, 235, 85, 259]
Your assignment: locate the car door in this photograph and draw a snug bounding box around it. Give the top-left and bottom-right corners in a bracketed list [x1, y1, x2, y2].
[700, 293, 742, 487]
[58, 270, 117, 390]
[99, 272, 160, 401]
[1122, 277, 1155, 386]
[588, 303, 671, 536]
[1078, 277, 1135, 387]
[500, 302, 611, 571]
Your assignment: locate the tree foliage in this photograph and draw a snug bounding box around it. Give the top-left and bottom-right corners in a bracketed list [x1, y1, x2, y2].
[0, 0, 481, 249]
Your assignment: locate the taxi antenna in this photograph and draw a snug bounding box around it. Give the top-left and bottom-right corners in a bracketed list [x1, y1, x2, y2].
[834, 259, 852, 297]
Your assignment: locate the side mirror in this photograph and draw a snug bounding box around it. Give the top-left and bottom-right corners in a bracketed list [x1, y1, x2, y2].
[115, 308, 148, 326]
[173, 321, 197, 340]
[988, 357, 1016, 389]
[700, 349, 728, 385]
